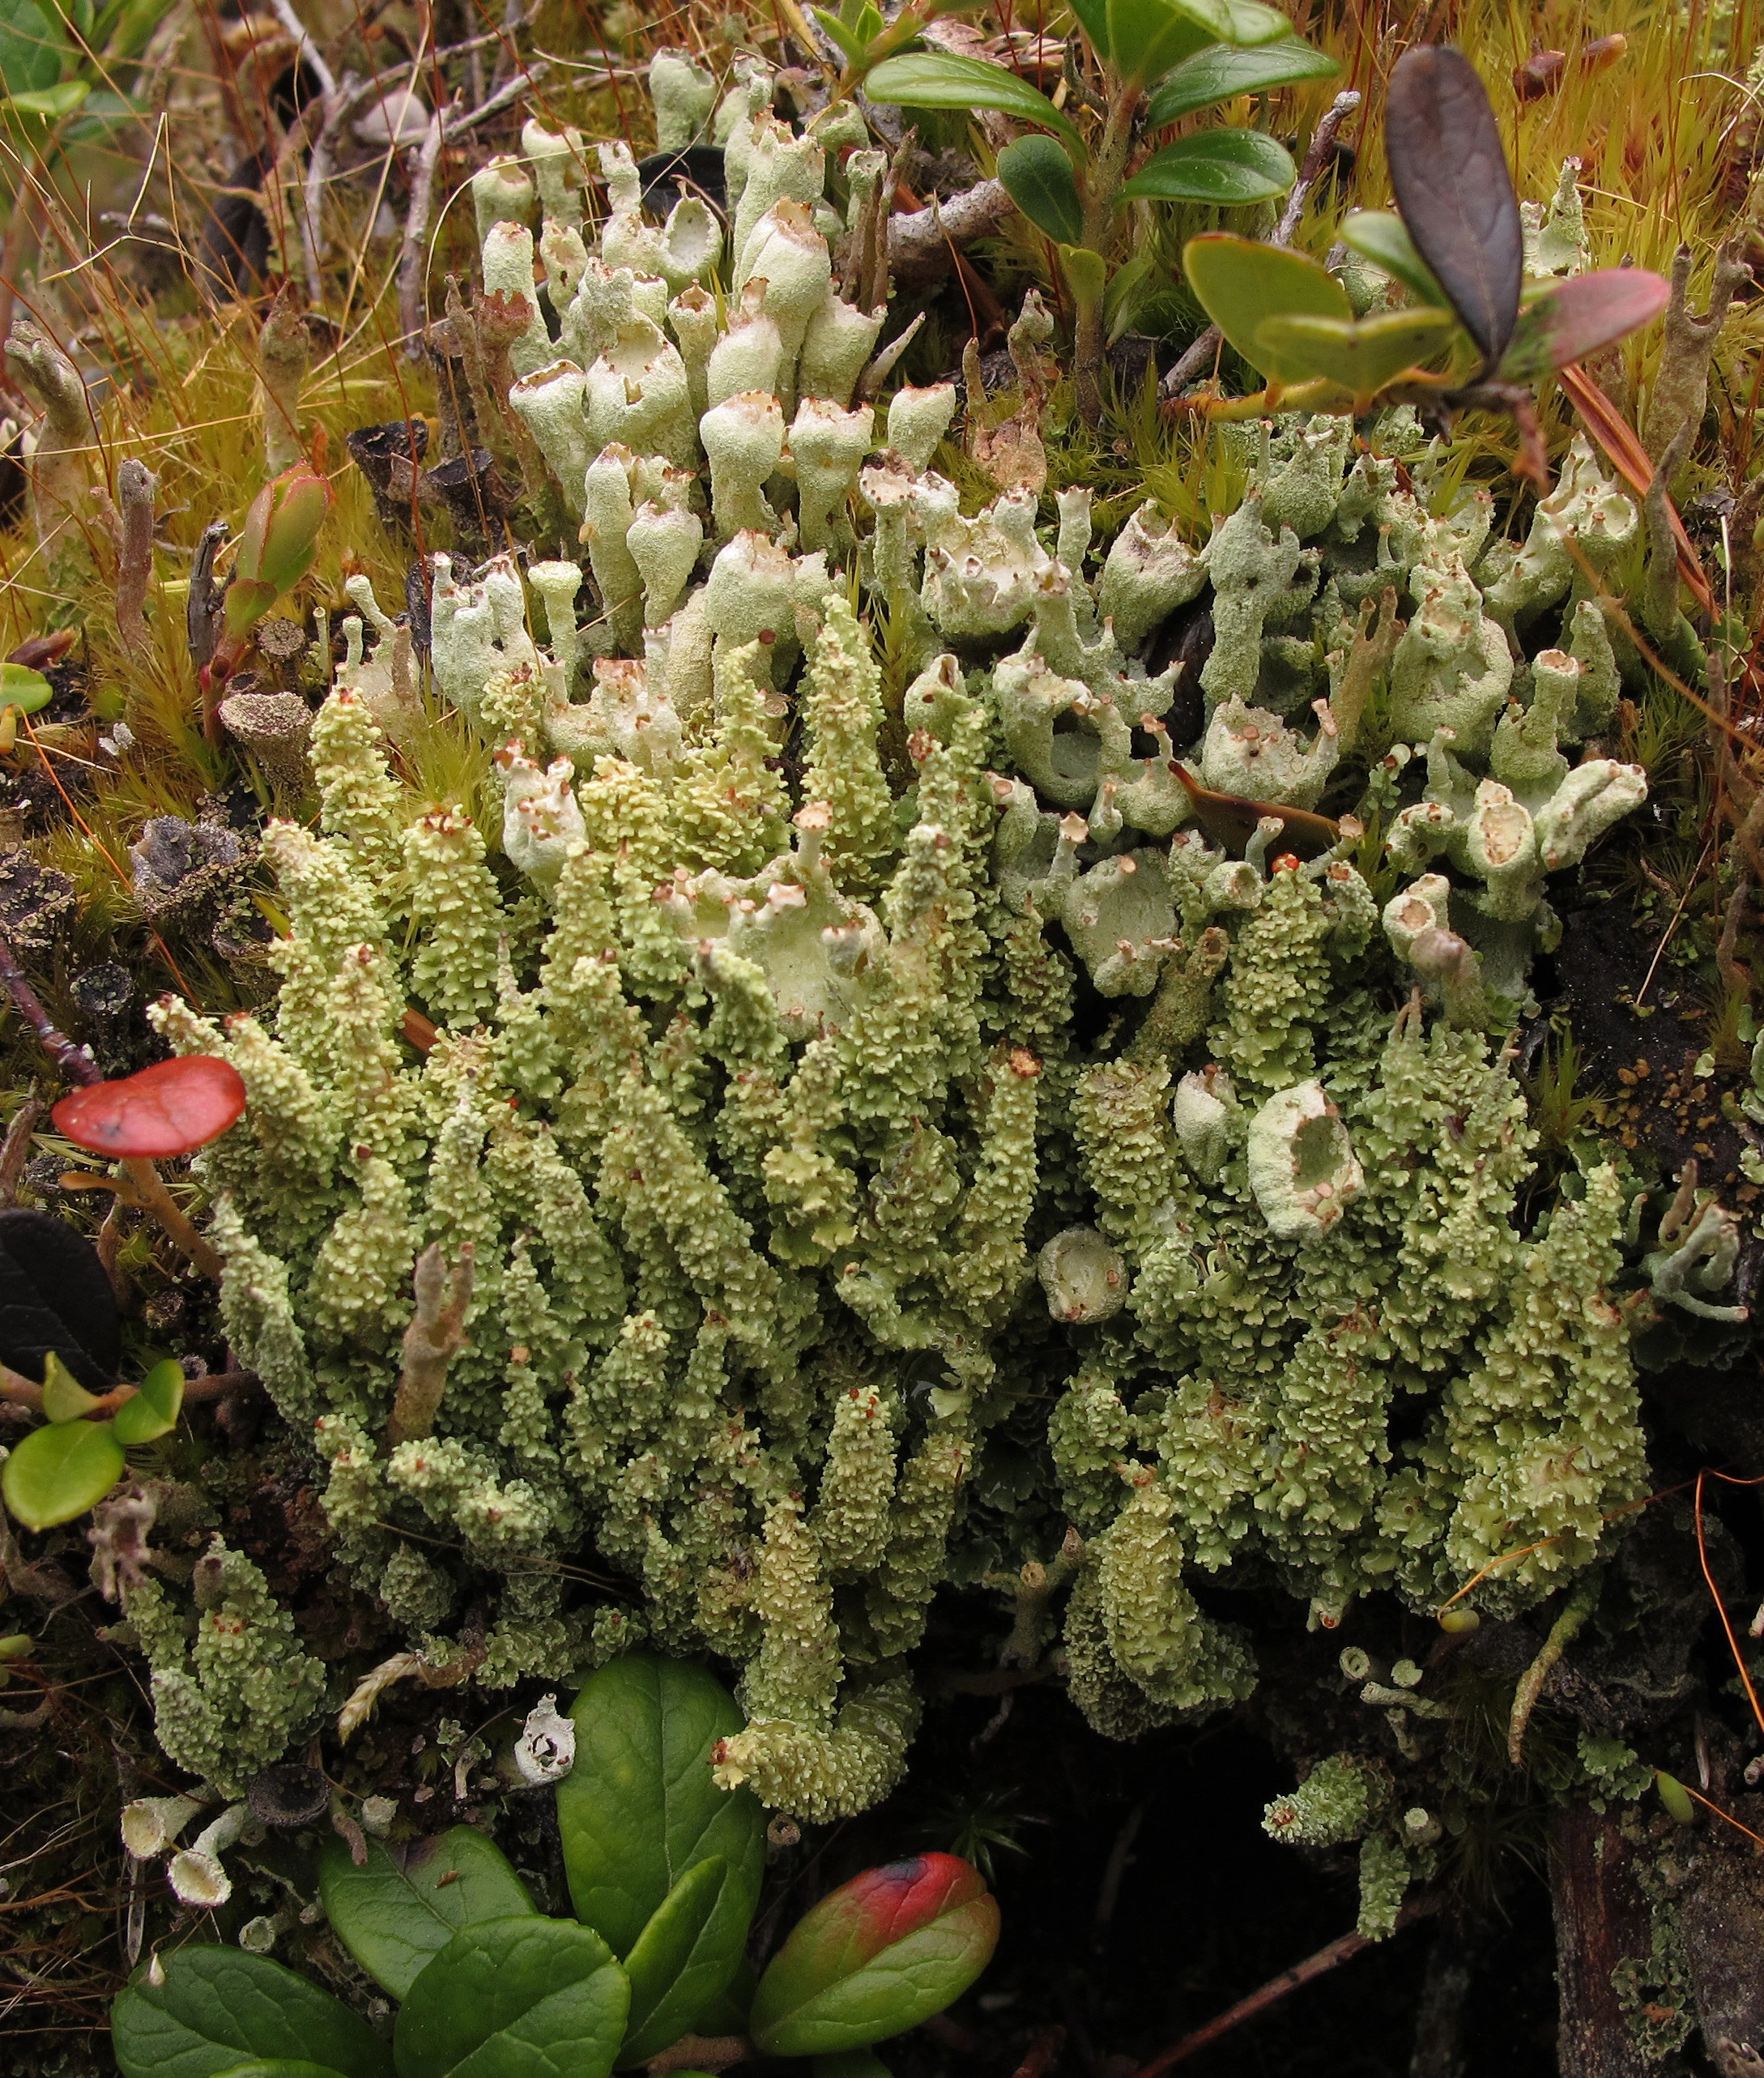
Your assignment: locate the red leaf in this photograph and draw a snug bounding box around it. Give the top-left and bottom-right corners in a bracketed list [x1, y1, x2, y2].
[53, 1056, 248, 1158]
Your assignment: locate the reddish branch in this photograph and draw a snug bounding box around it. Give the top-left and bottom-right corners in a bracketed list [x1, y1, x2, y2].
[1128, 1896, 1441, 2077]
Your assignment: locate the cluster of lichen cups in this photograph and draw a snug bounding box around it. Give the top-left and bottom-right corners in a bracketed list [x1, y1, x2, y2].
[107, 52, 1743, 1943]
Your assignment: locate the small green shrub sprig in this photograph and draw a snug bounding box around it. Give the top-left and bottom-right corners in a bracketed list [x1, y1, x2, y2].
[110, 1656, 999, 2078]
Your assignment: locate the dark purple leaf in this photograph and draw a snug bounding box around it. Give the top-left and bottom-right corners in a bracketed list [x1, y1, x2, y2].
[1386, 46, 1522, 368]
[0, 1206, 120, 1391]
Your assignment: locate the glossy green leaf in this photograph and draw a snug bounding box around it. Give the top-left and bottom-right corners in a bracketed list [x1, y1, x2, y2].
[864, 52, 1083, 156]
[40, 1349, 101, 1422]
[1105, 0, 1212, 86]
[557, 1653, 765, 1959]
[1252, 307, 1458, 399]
[0, 0, 65, 96]
[1338, 211, 1450, 307]
[1145, 40, 1339, 124]
[1159, 0, 1291, 48]
[1120, 127, 1295, 204]
[748, 1855, 1000, 2057]
[319, 1825, 539, 1999]
[1497, 267, 1672, 382]
[0, 660, 53, 712]
[2, 1416, 123, 1530]
[111, 1948, 391, 2078]
[619, 1855, 751, 2065]
[394, 1917, 629, 2078]
[996, 134, 1083, 247]
[1182, 231, 1351, 380]
[113, 1358, 185, 1446]
[6, 76, 84, 113]
[1058, 243, 1109, 306]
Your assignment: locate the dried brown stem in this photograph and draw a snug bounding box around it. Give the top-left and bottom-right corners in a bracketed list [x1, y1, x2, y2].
[0, 1366, 261, 1414]
[386, 1242, 475, 1446]
[0, 920, 99, 1088]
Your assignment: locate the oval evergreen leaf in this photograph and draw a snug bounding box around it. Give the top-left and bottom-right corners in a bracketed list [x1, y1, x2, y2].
[1120, 128, 1296, 205]
[318, 1825, 539, 1999]
[996, 134, 1084, 248]
[1252, 307, 1458, 399]
[619, 1855, 749, 2066]
[748, 1854, 1000, 2057]
[1385, 45, 1521, 366]
[1182, 231, 1352, 380]
[1145, 39, 1340, 124]
[111, 1948, 391, 2078]
[2, 1416, 124, 1530]
[863, 52, 1084, 155]
[394, 1916, 629, 2078]
[1155, 0, 1290, 48]
[557, 1654, 764, 1959]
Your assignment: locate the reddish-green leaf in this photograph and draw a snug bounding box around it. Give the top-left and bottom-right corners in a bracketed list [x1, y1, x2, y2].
[1385, 46, 1521, 367]
[748, 1855, 1000, 2057]
[1497, 267, 1671, 382]
[225, 465, 332, 641]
